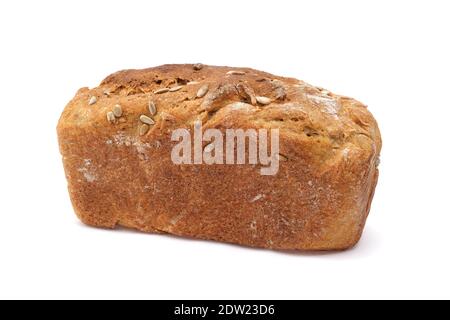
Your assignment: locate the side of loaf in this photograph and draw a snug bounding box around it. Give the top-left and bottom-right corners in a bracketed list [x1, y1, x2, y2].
[57, 64, 381, 251]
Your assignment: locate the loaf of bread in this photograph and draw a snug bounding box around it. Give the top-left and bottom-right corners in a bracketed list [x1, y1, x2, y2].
[57, 64, 381, 251]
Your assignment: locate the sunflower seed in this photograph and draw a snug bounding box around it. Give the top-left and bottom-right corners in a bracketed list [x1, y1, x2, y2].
[278, 154, 288, 161]
[140, 115, 155, 125]
[271, 80, 287, 100]
[148, 101, 157, 116]
[196, 84, 209, 98]
[256, 96, 272, 105]
[375, 156, 381, 167]
[154, 88, 170, 94]
[204, 143, 215, 153]
[88, 96, 97, 105]
[139, 124, 150, 136]
[227, 70, 246, 75]
[169, 85, 183, 92]
[193, 63, 203, 71]
[106, 111, 115, 123]
[113, 104, 123, 117]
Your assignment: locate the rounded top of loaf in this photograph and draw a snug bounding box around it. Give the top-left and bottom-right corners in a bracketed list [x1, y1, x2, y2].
[58, 64, 381, 169]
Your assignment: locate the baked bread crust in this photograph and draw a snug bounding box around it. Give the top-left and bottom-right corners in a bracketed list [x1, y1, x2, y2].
[57, 64, 381, 250]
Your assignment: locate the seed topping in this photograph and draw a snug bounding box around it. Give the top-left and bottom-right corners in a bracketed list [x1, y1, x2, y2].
[148, 101, 157, 116]
[139, 124, 150, 136]
[169, 86, 183, 92]
[193, 63, 204, 71]
[88, 96, 97, 105]
[140, 115, 155, 125]
[113, 104, 123, 117]
[196, 84, 209, 98]
[154, 88, 170, 94]
[256, 96, 272, 105]
[106, 111, 115, 123]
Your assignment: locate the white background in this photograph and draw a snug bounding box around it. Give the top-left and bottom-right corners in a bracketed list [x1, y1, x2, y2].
[0, 0, 449, 300]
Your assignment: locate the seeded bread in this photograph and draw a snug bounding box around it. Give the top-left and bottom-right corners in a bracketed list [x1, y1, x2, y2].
[57, 64, 381, 251]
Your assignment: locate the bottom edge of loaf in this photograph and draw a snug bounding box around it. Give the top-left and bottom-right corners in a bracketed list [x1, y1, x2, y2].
[75, 213, 364, 252]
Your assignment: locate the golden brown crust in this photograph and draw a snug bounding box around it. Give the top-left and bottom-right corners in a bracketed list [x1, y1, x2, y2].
[57, 64, 381, 251]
